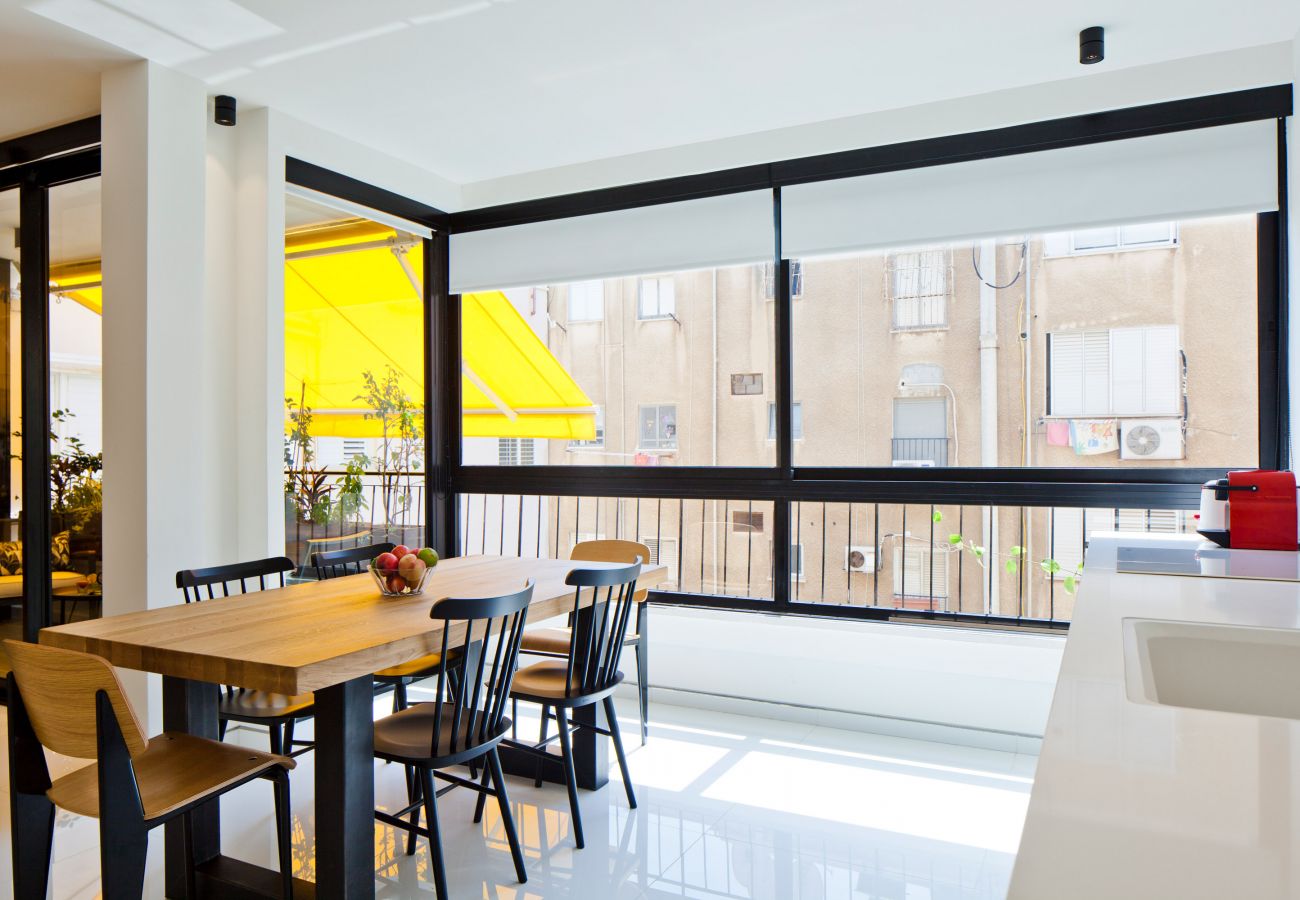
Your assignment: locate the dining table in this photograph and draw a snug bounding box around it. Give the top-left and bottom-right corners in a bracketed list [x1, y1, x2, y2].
[38, 553, 665, 899]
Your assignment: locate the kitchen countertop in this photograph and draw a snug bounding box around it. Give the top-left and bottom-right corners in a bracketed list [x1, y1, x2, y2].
[1008, 532, 1300, 900]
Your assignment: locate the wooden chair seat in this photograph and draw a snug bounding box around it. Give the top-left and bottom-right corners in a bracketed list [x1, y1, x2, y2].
[219, 690, 315, 721]
[521, 625, 640, 656]
[47, 731, 294, 822]
[511, 658, 625, 703]
[374, 650, 453, 680]
[373, 702, 511, 764]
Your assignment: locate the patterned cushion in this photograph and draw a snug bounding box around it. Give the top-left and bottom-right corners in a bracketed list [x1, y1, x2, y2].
[0, 531, 72, 576]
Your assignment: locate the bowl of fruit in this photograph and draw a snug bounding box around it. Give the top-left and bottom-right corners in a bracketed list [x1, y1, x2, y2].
[370, 545, 439, 597]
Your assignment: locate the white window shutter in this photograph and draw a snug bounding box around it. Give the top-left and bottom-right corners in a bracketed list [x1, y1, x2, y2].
[1142, 325, 1181, 415]
[1109, 328, 1147, 415]
[1082, 332, 1111, 415]
[1049, 333, 1084, 416]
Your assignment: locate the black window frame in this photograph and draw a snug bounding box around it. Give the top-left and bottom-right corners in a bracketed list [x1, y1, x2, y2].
[436, 84, 1291, 628]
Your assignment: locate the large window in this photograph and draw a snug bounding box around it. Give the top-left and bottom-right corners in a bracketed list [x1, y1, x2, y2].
[792, 215, 1259, 470]
[463, 264, 775, 468]
[283, 191, 427, 570]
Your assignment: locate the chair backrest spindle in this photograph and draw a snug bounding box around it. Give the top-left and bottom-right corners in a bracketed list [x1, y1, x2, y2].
[311, 542, 396, 581]
[561, 561, 641, 699]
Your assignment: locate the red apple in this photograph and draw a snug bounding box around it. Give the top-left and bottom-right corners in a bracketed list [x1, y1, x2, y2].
[391, 545, 411, 560]
[399, 554, 426, 587]
[375, 551, 399, 571]
[386, 574, 406, 594]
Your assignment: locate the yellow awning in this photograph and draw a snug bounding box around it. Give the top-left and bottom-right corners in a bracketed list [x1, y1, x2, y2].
[284, 224, 595, 440]
[46, 226, 596, 441]
[50, 260, 102, 315]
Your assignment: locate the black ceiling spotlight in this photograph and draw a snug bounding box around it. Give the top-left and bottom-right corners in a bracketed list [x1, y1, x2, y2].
[214, 95, 237, 126]
[1079, 26, 1104, 65]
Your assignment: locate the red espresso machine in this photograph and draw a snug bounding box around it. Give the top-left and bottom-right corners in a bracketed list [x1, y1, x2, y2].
[1197, 470, 1300, 551]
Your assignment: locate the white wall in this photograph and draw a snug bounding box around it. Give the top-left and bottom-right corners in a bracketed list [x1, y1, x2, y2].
[101, 60, 210, 736]
[635, 607, 1063, 747]
[462, 42, 1294, 208]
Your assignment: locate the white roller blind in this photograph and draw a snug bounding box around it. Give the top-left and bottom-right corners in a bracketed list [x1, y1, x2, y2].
[451, 190, 774, 292]
[782, 120, 1278, 257]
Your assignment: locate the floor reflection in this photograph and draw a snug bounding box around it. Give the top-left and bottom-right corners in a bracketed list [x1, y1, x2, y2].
[0, 696, 1033, 898]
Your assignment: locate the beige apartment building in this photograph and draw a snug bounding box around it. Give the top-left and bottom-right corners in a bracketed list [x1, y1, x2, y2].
[491, 215, 1258, 621]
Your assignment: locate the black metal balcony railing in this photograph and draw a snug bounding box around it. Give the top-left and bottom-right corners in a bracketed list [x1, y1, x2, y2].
[284, 469, 426, 573]
[891, 437, 949, 467]
[455, 492, 1194, 629]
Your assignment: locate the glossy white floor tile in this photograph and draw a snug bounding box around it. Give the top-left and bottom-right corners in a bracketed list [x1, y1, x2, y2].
[0, 696, 1034, 898]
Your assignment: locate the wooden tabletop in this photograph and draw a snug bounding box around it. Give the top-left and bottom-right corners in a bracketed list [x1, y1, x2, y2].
[39, 555, 665, 695]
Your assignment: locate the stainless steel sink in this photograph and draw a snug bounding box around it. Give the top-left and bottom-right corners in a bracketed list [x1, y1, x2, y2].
[1123, 618, 1300, 720]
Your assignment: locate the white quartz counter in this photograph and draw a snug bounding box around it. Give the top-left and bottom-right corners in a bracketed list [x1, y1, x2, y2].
[1009, 533, 1300, 899]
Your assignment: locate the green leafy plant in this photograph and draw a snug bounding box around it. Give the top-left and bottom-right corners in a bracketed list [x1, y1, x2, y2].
[936, 508, 1083, 595]
[335, 453, 369, 521]
[284, 392, 333, 523]
[358, 366, 423, 526]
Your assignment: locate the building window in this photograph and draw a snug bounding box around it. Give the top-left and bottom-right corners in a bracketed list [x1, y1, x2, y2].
[342, 438, 366, 462]
[732, 510, 765, 533]
[640, 536, 679, 574]
[1047, 325, 1181, 417]
[569, 406, 605, 450]
[767, 402, 804, 440]
[731, 373, 763, 396]
[638, 404, 677, 449]
[498, 438, 536, 466]
[567, 280, 604, 322]
[637, 276, 676, 320]
[1048, 222, 1178, 255]
[763, 259, 804, 299]
[892, 545, 950, 601]
[888, 248, 949, 330]
[790, 543, 805, 581]
[892, 397, 948, 466]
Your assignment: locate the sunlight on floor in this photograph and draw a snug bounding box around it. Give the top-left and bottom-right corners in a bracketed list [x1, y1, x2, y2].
[0, 697, 1034, 898]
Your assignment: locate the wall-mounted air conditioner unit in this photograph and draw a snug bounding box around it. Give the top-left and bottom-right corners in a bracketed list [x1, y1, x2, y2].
[1119, 418, 1184, 460]
[845, 546, 876, 573]
[892, 459, 935, 467]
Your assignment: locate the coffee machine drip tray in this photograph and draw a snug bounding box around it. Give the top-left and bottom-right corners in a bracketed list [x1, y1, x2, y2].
[1117, 545, 1300, 582]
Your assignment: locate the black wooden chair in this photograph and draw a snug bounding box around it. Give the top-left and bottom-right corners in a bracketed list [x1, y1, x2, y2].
[312, 542, 460, 713]
[502, 561, 641, 850]
[175, 556, 314, 756]
[373, 581, 533, 899]
[5, 640, 294, 900]
[518, 539, 652, 743]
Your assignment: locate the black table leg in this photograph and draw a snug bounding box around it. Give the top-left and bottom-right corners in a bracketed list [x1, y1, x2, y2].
[313, 675, 375, 899]
[164, 676, 220, 898]
[162, 676, 318, 899]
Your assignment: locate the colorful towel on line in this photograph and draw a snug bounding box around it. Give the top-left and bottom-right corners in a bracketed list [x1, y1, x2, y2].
[1070, 419, 1118, 455]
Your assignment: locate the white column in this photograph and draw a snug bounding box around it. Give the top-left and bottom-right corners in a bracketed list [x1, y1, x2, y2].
[232, 107, 286, 562]
[101, 60, 209, 732]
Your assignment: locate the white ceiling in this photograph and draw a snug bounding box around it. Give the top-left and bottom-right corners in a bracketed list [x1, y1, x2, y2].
[1, 0, 1297, 185]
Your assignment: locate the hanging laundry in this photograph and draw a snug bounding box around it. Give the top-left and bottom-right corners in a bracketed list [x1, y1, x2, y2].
[1070, 419, 1118, 455]
[1045, 420, 1071, 447]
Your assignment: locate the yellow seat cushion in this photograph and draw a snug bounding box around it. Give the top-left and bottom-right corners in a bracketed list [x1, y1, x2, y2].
[375, 652, 448, 680]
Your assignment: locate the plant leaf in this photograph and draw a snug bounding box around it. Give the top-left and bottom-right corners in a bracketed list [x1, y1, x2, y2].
[1064, 575, 1077, 594]
[948, 533, 963, 545]
[1005, 559, 1018, 574]
[932, 510, 942, 523]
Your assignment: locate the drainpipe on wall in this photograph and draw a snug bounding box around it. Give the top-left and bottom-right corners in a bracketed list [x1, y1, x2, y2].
[978, 239, 1000, 615]
[1022, 245, 1035, 616]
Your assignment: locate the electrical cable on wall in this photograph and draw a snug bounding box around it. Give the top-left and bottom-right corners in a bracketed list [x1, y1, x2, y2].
[971, 240, 1028, 290]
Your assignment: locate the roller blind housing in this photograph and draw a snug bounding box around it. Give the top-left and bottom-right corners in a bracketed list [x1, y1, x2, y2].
[782, 120, 1278, 258]
[451, 190, 774, 292]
